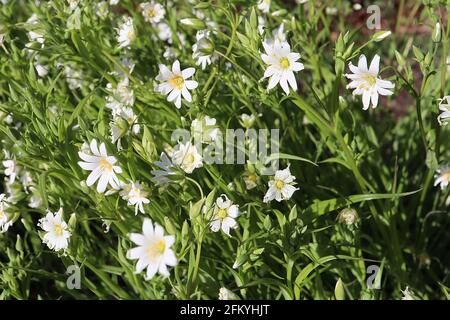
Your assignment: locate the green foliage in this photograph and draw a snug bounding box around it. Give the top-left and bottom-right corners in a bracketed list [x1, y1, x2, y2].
[0, 0, 449, 300]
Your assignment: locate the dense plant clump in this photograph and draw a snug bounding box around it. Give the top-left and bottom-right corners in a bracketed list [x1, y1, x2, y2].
[0, 0, 449, 300]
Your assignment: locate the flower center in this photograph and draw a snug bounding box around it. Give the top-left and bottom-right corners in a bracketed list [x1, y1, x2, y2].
[146, 8, 156, 18]
[217, 208, 228, 219]
[0, 210, 5, 220]
[169, 75, 185, 90]
[184, 153, 195, 164]
[248, 174, 258, 183]
[147, 239, 166, 259]
[361, 73, 377, 87]
[279, 57, 290, 70]
[99, 158, 113, 172]
[275, 180, 285, 190]
[54, 224, 63, 236]
[443, 170, 450, 181]
[127, 30, 135, 40]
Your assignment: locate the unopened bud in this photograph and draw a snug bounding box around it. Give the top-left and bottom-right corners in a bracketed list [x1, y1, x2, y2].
[337, 208, 358, 225]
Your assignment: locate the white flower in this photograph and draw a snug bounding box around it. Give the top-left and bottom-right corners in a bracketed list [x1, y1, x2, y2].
[38, 208, 71, 252]
[28, 187, 43, 209]
[261, 40, 304, 95]
[325, 7, 338, 15]
[401, 287, 416, 300]
[243, 171, 260, 190]
[3, 158, 19, 184]
[20, 170, 33, 190]
[263, 165, 298, 202]
[26, 13, 45, 44]
[151, 152, 175, 186]
[117, 16, 135, 49]
[110, 107, 140, 148]
[110, 0, 119, 4]
[434, 165, 450, 190]
[35, 62, 49, 77]
[219, 287, 239, 300]
[345, 54, 395, 110]
[258, 0, 271, 13]
[191, 116, 218, 144]
[210, 195, 239, 236]
[239, 113, 257, 128]
[140, 2, 165, 24]
[77, 139, 123, 193]
[258, 16, 266, 35]
[106, 77, 134, 113]
[155, 22, 172, 42]
[63, 64, 85, 90]
[437, 95, 450, 126]
[96, 1, 109, 18]
[127, 218, 177, 280]
[268, 23, 286, 46]
[155, 60, 198, 109]
[0, 194, 13, 233]
[171, 141, 202, 174]
[67, 0, 79, 11]
[192, 30, 215, 70]
[163, 47, 176, 60]
[120, 181, 150, 215]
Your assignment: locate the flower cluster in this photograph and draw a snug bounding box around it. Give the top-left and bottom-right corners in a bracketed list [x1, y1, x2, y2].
[0, 0, 447, 301]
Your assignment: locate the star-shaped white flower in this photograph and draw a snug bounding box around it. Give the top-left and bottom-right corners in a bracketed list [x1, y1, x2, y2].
[38, 208, 71, 252]
[78, 139, 123, 193]
[258, 0, 271, 13]
[127, 218, 177, 280]
[140, 1, 165, 24]
[345, 54, 395, 110]
[261, 40, 304, 95]
[263, 165, 298, 202]
[210, 195, 239, 236]
[116, 16, 135, 49]
[155, 60, 198, 109]
[120, 181, 150, 215]
[171, 141, 203, 174]
[192, 30, 216, 70]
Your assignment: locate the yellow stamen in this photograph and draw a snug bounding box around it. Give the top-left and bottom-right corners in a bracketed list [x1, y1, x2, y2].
[184, 153, 195, 164]
[442, 170, 450, 181]
[279, 57, 290, 70]
[54, 224, 63, 236]
[146, 239, 166, 259]
[361, 73, 377, 87]
[275, 180, 284, 190]
[169, 75, 185, 90]
[146, 9, 156, 18]
[99, 158, 113, 172]
[217, 208, 228, 219]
